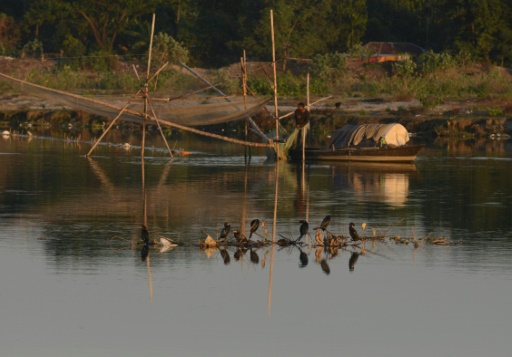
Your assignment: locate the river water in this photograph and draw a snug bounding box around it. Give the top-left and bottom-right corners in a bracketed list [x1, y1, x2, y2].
[1, 131, 512, 357]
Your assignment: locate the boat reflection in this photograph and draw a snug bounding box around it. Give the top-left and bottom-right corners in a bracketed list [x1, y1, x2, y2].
[328, 162, 418, 207]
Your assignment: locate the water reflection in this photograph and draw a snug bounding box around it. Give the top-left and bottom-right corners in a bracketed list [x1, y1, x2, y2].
[433, 137, 512, 157]
[327, 162, 417, 207]
[3, 135, 512, 356]
[349, 252, 359, 271]
[1, 136, 512, 271]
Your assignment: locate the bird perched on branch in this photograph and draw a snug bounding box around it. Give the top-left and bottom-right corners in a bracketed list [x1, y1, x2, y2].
[315, 215, 331, 231]
[349, 222, 361, 241]
[140, 224, 149, 244]
[249, 219, 260, 238]
[298, 220, 309, 241]
[219, 222, 231, 239]
[233, 230, 248, 244]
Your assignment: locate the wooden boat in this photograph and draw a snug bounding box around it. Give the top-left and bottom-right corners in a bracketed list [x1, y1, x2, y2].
[288, 144, 424, 163]
[287, 123, 423, 163]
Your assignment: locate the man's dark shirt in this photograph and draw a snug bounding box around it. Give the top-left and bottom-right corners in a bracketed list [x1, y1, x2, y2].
[294, 108, 310, 129]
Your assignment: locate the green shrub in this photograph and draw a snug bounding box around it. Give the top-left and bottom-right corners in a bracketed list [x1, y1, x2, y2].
[310, 52, 346, 78]
[392, 58, 417, 78]
[152, 32, 189, 66]
[22, 39, 44, 59]
[418, 50, 456, 75]
[488, 107, 504, 117]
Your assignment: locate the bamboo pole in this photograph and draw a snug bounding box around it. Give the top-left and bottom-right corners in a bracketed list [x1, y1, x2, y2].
[147, 98, 174, 158]
[242, 51, 250, 162]
[268, 157, 280, 316]
[303, 73, 310, 162]
[147, 256, 153, 303]
[141, 13, 156, 232]
[267, 244, 274, 316]
[278, 95, 333, 120]
[146, 112, 272, 147]
[270, 9, 279, 142]
[147, 13, 156, 80]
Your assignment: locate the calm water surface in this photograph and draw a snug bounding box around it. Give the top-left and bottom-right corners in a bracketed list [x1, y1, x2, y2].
[1, 133, 512, 357]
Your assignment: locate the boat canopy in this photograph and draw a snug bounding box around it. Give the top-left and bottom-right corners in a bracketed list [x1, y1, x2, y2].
[329, 124, 410, 148]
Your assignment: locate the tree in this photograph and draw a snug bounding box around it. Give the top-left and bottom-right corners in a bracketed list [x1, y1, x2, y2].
[333, 0, 367, 51]
[71, 0, 159, 52]
[0, 13, 19, 54]
[243, 1, 345, 69]
[23, 0, 65, 38]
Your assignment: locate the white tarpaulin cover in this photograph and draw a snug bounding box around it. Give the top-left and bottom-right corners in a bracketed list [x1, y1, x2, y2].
[329, 124, 410, 148]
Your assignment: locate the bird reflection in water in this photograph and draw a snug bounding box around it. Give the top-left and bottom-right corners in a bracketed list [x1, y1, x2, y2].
[140, 224, 149, 262]
[349, 252, 359, 272]
[250, 248, 259, 264]
[141, 244, 149, 262]
[219, 248, 230, 265]
[320, 259, 330, 275]
[298, 247, 308, 267]
[234, 248, 247, 261]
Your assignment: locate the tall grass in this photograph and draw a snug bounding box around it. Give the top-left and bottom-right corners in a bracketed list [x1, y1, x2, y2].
[14, 54, 512, 103]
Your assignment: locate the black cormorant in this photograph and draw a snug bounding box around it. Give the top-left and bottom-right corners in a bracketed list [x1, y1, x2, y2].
[219, 222, 231, 239]
[249, 219, 260, 238]
[349, 222, 360, 241]
[298, 220, 309, 241]
[233, 230, 248, 244]
[315, 215, 331, 230]
[140, 224, 149, 244]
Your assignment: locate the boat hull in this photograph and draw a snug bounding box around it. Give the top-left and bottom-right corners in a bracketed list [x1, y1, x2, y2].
[288, 145, 424, 163]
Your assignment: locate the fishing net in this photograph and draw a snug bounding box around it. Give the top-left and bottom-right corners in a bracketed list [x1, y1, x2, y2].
[0, 72, 270, 127]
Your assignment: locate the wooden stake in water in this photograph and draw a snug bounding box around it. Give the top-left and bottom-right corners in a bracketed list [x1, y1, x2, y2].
[268, 158, 280, 315]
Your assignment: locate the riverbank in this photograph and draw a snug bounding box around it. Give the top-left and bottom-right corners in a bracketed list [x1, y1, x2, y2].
[1, 91, 512, 140]
[1, 57, 512, 139]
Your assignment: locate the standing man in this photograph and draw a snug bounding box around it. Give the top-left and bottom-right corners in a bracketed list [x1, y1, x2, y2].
[294, 102, 310, 129]
[293, 102, 310, 148]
